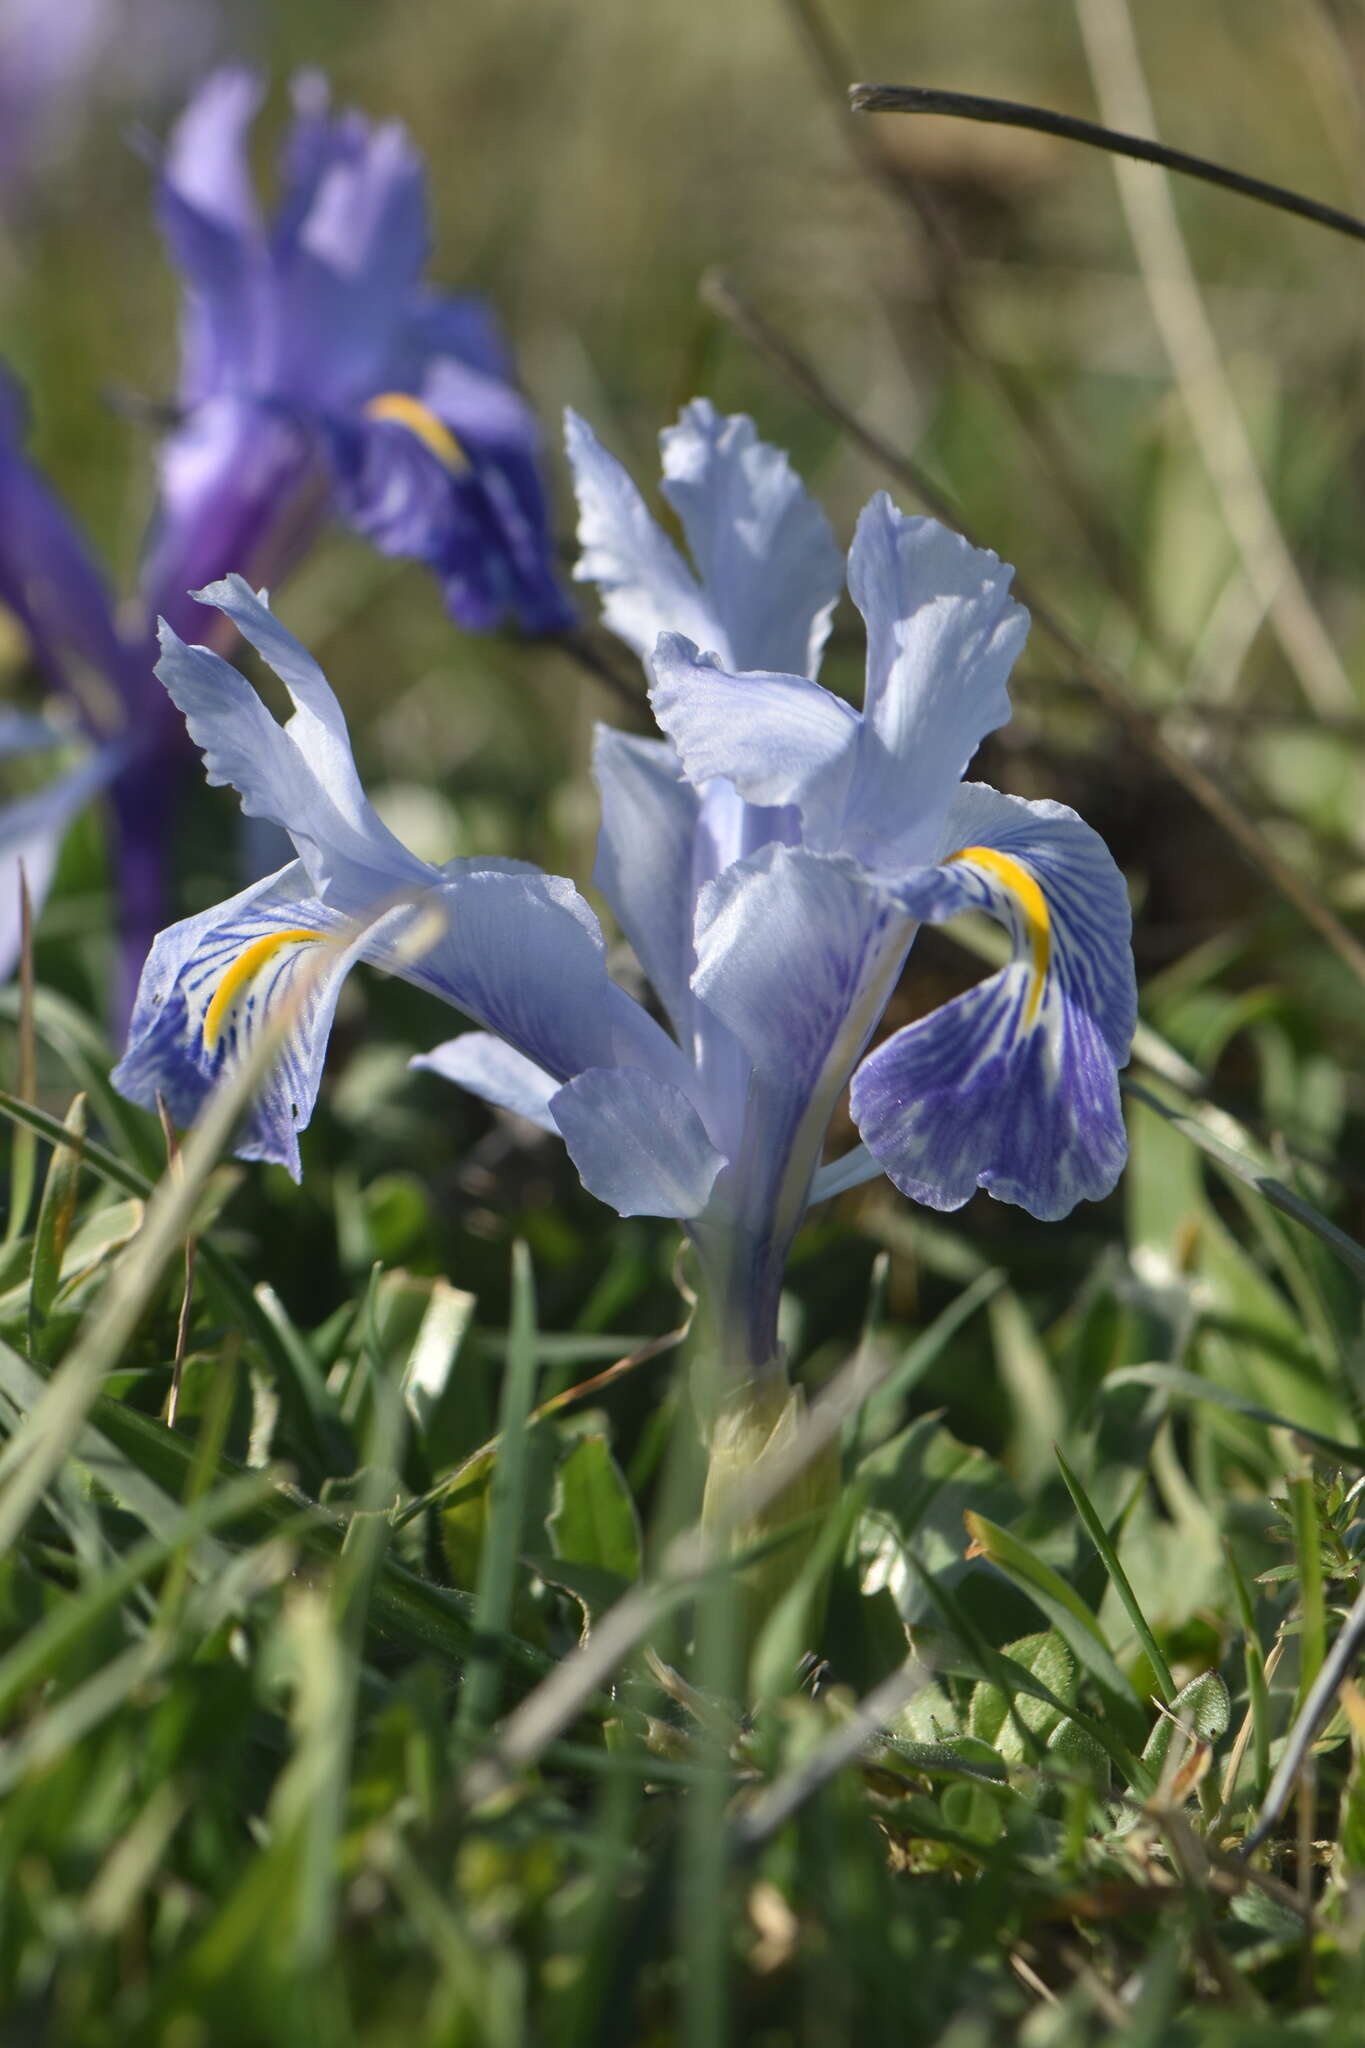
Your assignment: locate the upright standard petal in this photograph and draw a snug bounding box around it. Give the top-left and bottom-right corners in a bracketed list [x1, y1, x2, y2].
[153, 580, 427, 896]
[565, 410, 720, 661]
[658, 399, 842, 679]
[591, 725, 700, 1038]
[844, 497, 1029, 866]
[269, 79, 430, 407]
[851, 785, 1135, 1221]
[568, 404, 843, 678]
[158, 67, 267, 404]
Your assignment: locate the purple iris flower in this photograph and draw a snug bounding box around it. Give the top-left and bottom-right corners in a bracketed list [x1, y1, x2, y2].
[152, 67, 572, 640]
[0, 68, 570, 1007]
[112, 404, 1136, 1392]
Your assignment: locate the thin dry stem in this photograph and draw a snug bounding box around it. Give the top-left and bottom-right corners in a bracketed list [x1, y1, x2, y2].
[1075, 0, 1358, 717]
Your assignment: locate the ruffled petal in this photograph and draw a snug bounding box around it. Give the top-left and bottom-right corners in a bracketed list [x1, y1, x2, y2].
[110, 862, 361, 1180]
[163, 64, 262, 235]
[549, 1066, 725, 1219]
[154, 580, 427, 896]
[658, 399, 842, 679]
[845, 496, 1029, 865]
[648, 632, 857, 827]
[158, 67, 267, 404]
[412, 1032, 559, 1133]
[565, 410, 720, 661]
[266, 74, 429, 406]
[850, 784, 1135, 1220]
[591, 725, 700, 1037]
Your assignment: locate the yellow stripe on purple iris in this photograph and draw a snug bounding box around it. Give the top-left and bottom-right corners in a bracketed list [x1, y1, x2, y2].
[946, 845, 1051, 1026]
[362, 393, 468, 472]
[202, 929, 326, 1052]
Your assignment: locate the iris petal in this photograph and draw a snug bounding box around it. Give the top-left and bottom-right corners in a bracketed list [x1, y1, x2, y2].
[565, 410, 718, 661]
[154, 580, 426, 895]
[111, 863, 356, 1180]
[413, 1032, 559, 1133]
[658, 398, 843, 679]
[550, 1067, 725, 1220]
[591, 726, 700, 1038]
[0, 742, 127, 979]
[851, 784, 1135, 1220]
[648, 634, 857, 830]
[845, 496, 1029, 865]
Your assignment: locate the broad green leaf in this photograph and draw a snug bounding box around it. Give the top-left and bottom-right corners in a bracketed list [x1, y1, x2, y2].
[1141, 1669, 1231, 1783]
[548, 1434, 642, 1586]
[967, 1630, 1077, 1761]
[963, 1512, 1144, 1728]
[857, 1412, 1021, 1627]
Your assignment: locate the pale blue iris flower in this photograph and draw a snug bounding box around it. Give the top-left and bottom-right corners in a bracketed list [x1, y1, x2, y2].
[113, 404, 1135, 1381]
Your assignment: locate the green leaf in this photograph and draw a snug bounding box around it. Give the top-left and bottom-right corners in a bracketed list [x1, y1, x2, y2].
[963, 1512, 1144, 1730]
[1104, 1364, 1365, 1467]
[1141, 1669, 1231, 1783]
[1046, 1713, 1111, 1791]
[987, 1289, 1064, 1492]
[1055, 1444, 1177, 1704]
[548, 1435, 642, 1586]
[28, 1090, 86, 1358]
[457, 1241, 542, 1739]
[967, 1630, 1076, 1761]
[1124, 1080, 1365, 1290]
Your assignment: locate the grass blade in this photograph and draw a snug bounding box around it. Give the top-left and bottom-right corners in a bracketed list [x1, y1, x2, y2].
[27, 1090, 86, 1361]
[1104, 1365, 1364, 1466]
[456, 1241, 541, 1741]
[1124, 1082, 1365, 1290]
[1055, 1445, 1176, 1704]
[1288, 1474, 1327, 1709]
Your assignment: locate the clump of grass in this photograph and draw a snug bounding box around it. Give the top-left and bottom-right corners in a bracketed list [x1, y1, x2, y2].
[1, 985, 1363, 2043]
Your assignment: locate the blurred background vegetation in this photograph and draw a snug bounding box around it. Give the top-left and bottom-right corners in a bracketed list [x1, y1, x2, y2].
[3, 0, 1365, 2039]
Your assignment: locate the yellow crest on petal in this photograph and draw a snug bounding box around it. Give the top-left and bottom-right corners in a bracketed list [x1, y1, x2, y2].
[363, 393, 468, 472]
[946, 845, 1051, 1026]
[203, 930, 326, 1052]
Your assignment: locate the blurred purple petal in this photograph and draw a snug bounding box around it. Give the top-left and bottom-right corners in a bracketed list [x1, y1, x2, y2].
[0, 739, 126, 977]
[0, 373, 135, 706]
